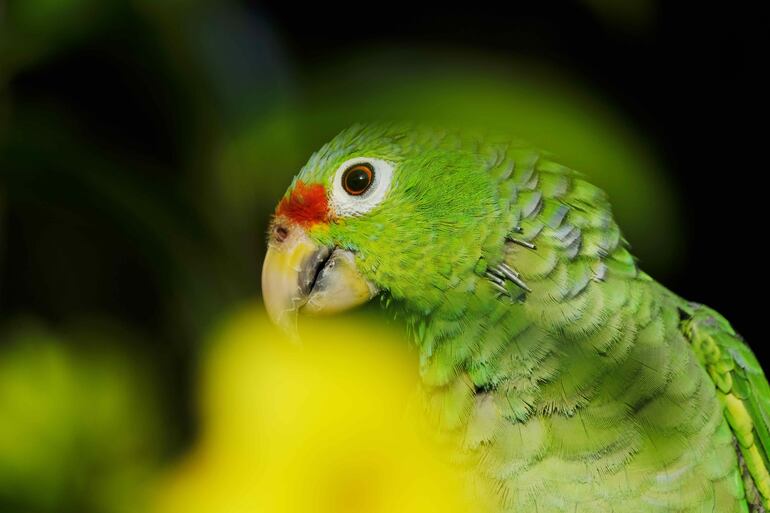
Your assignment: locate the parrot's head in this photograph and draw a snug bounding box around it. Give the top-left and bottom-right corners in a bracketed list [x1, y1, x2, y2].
[262, 123, 504, 335]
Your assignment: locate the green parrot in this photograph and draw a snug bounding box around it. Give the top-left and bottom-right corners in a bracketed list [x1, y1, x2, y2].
[261, 123, 770, 512]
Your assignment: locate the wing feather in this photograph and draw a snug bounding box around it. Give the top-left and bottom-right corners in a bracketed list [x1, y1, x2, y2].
[682, 304, 770, 509]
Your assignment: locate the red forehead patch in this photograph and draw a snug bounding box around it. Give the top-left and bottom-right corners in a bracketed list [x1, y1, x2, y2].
[275, 180, 330, 226]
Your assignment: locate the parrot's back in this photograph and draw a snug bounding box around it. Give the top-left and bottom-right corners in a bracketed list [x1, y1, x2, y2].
[412, 139, 770, 512]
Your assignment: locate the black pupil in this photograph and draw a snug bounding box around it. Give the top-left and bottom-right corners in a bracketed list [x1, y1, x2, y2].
[345, 167, 372, 193]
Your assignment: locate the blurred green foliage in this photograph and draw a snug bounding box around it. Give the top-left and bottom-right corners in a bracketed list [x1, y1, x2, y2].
[0, 318, 167, 513]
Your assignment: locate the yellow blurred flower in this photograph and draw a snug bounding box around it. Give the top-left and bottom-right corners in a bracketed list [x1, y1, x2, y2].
[154, 305, 490, 513]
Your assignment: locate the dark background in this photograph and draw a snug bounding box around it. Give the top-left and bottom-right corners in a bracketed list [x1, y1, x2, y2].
[1, 2, 769, 510]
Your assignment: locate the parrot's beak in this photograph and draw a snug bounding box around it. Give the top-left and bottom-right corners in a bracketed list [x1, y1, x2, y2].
[261, 223, 378, 337]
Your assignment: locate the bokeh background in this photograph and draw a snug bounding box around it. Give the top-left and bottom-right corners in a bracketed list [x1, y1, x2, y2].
[1, 1, 768, 512]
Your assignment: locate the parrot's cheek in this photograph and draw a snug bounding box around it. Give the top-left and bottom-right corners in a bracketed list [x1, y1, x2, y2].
[261, 225, 378, 337]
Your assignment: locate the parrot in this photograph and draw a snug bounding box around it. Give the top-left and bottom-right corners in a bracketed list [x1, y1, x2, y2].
[261, 123, 770, 512]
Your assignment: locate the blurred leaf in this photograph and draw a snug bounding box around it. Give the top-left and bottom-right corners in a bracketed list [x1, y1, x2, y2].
[0, 0, 113, 77]
[0, 318, 168, 513]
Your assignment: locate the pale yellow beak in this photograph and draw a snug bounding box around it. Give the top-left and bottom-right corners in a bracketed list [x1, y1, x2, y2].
[261, 224, 378, 337]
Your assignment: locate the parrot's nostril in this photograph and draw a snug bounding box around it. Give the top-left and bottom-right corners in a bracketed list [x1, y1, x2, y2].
[273, 225, 289, 243]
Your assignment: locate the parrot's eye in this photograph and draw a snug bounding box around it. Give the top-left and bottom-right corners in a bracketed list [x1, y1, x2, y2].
[341, 164, 374, 195]
[330, 157, 394, 216]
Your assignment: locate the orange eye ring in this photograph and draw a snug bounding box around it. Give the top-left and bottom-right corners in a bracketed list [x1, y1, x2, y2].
[341, 163, 374, 196]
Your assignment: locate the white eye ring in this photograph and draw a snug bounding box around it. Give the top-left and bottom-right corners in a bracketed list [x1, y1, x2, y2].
[330, 157, 394, 217]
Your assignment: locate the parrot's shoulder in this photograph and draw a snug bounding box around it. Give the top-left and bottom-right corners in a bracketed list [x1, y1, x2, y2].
[486, 143, 624, 253]
[681, 303, 770, 510]
[482, 142, 638, 306]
